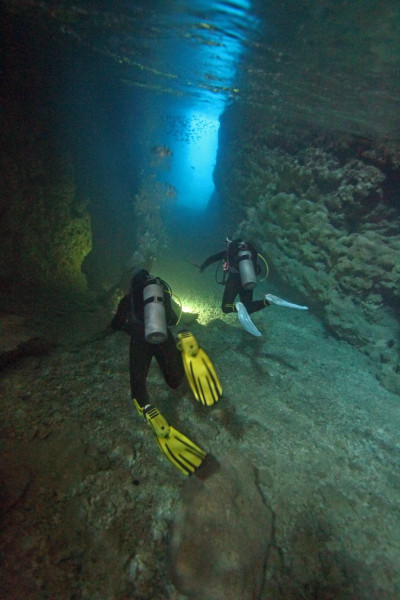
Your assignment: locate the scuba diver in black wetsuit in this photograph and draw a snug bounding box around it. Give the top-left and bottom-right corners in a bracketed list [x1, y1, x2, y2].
[199, 238, 270, 315]
[111, 269, 222, 475]
[111, 269, 183, 407]
[199, 237, 308, 337]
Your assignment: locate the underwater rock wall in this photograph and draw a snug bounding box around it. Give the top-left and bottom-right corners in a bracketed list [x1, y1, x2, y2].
[0, 14, 92, 293]
[0, 142, 92, 292]
[215, 125, 400, 394]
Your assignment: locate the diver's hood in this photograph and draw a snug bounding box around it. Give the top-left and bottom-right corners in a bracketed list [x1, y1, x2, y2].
[131, 268, 151, 289]
[226, 237, 247, 248]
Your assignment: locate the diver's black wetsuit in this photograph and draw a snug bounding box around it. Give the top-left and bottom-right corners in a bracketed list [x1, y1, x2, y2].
[111, 272, 184, 408]
[199, 241, 268, 315]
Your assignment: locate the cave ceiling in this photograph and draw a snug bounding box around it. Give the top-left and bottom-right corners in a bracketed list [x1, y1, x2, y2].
[2, 0, 400, 142]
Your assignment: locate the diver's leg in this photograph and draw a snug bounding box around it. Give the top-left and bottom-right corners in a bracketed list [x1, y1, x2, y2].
[239, 288, 267, 314]
[221, 274, 241, 313]
[154, 331, 184, 389]
[129, 337, 153, 408]
[132, 335, 206, 475]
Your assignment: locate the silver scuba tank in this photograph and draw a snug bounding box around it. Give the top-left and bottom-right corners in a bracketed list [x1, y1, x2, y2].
[143, 279, 168, 343]
[237, 249, 257, 289]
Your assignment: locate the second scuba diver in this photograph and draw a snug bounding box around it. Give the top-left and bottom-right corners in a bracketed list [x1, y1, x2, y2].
[111, 269, 222, 476]
[199, 237, 308, 336]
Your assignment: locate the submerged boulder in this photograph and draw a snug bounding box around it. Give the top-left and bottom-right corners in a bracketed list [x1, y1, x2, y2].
[169, 454, 273, 600]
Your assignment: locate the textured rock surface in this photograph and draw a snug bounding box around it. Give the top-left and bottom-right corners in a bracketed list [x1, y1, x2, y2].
[169, 455, 273, 600]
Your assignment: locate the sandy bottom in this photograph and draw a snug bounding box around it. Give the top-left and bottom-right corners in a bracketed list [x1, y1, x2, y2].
[1, 254, 399, 599]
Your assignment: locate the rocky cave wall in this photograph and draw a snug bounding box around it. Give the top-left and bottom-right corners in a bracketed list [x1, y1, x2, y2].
[215, 112, 400, 394]
[0, 15, 92, 296]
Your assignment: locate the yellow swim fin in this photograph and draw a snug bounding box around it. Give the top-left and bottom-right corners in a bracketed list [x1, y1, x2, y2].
[143, 405, 206, 476]
[177, 331, 222, 407]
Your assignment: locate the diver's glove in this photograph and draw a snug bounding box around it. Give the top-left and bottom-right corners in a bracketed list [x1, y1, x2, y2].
[265, 294, 308, 310]
[133, 399, 206, 475]
[177, 331, 222, 406]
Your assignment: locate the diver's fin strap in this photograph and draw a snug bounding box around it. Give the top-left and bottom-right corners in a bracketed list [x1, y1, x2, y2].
[176, 329, 200, 356]
[265, 294, 309, 310]
[224, 303, 236, 312]
[133, 398, 149, 417]
[143, 405, 171, 438]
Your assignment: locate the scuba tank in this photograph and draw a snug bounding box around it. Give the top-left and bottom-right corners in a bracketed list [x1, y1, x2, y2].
[237, 245, 257, 290]
[143, 278, 168, 343]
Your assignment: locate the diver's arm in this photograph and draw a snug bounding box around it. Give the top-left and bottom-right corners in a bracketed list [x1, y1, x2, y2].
[199, 251, 225, 272]
[111, 294, 131, 331]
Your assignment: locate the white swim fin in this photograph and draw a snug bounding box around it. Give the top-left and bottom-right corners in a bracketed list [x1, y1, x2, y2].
[265, 294, 308, 310]
[235, 302, 262, 337]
